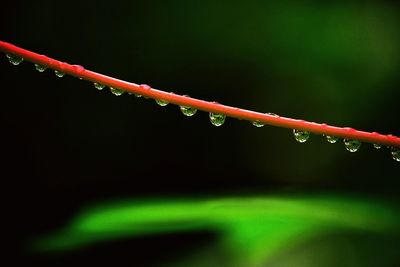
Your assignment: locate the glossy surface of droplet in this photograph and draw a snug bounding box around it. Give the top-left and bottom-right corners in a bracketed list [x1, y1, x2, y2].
[343, 139, 361, 152]
[209, 113, 226, 127]
[373, 143, 382, 149]
[293, 129, 310, 143]
[94, 82, 105, 90]
[180, 106, 197, 116]
[390, 147, 400, 162]
[54, 70, 65, 78]
[6, 54, 23, 65]
[110, 87, 124, 96]
[128, 92, 141, 97]
[72, 64, 85, 73]
[252, 120, 264, 127]
[155, 99, 169, 106]
[266, 112, 279, 117]
[326, 135, 338, 144]
[35, 64, 47, 72]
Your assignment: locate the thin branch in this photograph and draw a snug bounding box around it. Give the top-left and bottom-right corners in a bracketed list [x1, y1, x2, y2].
[1, 40, 399, 149]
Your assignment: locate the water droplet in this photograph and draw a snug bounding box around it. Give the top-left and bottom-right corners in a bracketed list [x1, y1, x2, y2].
[209, 113, 226, 127]
[140, 84, 151, 90]
[180, 106, 197, 116]
[94, 82, 105, 90]
[110, 87, 124, 96]
[326, 135, 338, 144]
[128, 92, 141, 97]
[293, 129, 310, 143]
[343, 139, 361, 152]
[155, 99, 169, 106]
[72, 64, 84, 73]
[6, 54, 23, 65]
[390, 147, 400, 162]
[373, 143, 382, 149]
[34, 64, 47, 72]
[252, 120, 264, 127]
[54, 70, 65, 78]
[266, 112, 279, 117]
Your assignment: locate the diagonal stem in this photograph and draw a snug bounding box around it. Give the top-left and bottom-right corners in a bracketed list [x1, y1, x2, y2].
[1, 40, 399, 148]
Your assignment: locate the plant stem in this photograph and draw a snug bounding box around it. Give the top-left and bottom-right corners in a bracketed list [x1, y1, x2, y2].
[1, 40, 399, 148]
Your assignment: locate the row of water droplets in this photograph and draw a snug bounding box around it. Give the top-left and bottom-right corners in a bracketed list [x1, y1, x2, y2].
[6, 53, 65, 77]
[5, 53, 400, 162]
[292, 129, 399, 161]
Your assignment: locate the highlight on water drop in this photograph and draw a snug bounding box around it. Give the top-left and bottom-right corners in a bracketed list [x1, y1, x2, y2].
[180, 106, 197, 116]
[326, 135, 338, 144]
[390, 147, 400, 162]
[155, 99, 169, 106]
[209, 113, 226, 127]
[6, 53, 23, 65]
[293, 129, 310, 143]
[127, 92, 141, 97]
[373, 143, 382, 149]
[110, 87, 124, 96]
[54, 70, 65, 78]
[34, 64, 47, 72]
[94, 82, 105, 90]
[343, 139, 361, 152]
[252, 120, 265, 127]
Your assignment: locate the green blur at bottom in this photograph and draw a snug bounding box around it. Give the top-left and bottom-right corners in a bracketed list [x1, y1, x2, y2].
[34, 195, 400, 266]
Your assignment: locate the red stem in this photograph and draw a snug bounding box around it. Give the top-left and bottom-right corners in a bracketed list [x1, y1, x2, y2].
[1, 40, 399, 148]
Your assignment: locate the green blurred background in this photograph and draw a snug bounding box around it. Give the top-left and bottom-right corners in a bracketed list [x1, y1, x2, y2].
[1, 0, 399, 266]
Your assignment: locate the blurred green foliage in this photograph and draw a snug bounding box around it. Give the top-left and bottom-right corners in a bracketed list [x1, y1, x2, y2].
[35, 194, 400, 266]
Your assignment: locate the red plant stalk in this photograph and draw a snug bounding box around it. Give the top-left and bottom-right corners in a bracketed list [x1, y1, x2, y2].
[0, 40, 399, 149]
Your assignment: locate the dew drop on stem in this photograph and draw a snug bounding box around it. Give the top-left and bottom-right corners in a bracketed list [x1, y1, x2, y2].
[293, 129, 310, 143]
[343, 139, 361, 152]
[252, 120, 264, 127]
[180, 106, 197, 116]
[209, 113, 226, 127]
[373, 143, 382, 149]
[155, 99, 169, 106]
[326, 135, 338, 144]
[35, 64, 47, 72]
[110, 87, 124, 96]
[54, 70, 65, 78]
[94, 82, 105, 90]
[6, 53, 23, 65]
[390, 147, 400, 162]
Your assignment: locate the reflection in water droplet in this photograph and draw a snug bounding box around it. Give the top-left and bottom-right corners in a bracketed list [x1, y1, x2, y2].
[180, 106, 197, 116]
[110, 87, 124, 96]
[344, 139, 361, 152]
[155, 99, 169, 106]
[54, 70, 65, 78]
[326, 135, 338, 144]
[209, 113, 226, 127]
[127, 92, 140, 97]
[94, 83, 105, 90]
[293, 129, 310, 143]
[35, 64, 47, 72]
[390, 147, 400, 162]
[266, 113, 279, 117]
[252, 120, 264, 127]
[373, 143, 382, 149]
[6, 54, 23, 65]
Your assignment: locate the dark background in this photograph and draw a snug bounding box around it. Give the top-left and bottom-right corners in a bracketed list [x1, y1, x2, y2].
[1, 0, 399, 266]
